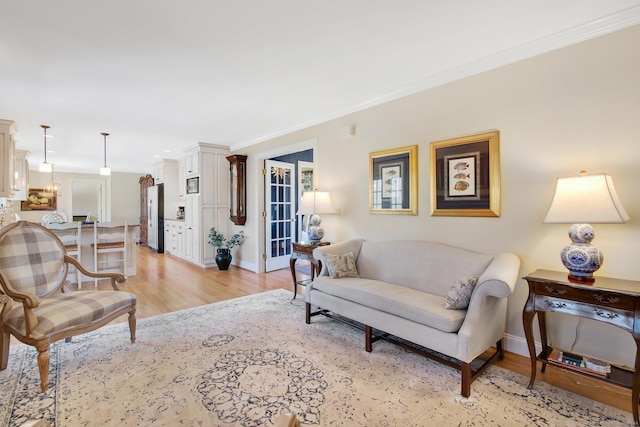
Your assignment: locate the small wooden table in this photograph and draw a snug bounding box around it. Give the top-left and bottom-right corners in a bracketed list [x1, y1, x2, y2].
[522, 269, 640, 425]
[289, 241, 329, 299]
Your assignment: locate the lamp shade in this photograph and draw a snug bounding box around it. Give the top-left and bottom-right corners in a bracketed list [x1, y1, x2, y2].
[543, 173, 629, 224]
[296, 191, 337, 215]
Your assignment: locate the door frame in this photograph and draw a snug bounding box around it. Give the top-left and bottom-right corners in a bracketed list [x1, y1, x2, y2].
[252, 138, 318, 273]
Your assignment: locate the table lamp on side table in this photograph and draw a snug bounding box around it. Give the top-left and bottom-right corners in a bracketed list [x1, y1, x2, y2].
[543, 170, 629, 282]
[297, 190, 337, 242]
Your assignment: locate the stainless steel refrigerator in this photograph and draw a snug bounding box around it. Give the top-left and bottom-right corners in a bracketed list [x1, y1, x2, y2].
[147, 184, 164, 253]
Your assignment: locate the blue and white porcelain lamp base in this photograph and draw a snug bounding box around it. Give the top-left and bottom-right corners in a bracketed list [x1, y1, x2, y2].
[561, 223, 602, 282]
[307, 214, 325, 242]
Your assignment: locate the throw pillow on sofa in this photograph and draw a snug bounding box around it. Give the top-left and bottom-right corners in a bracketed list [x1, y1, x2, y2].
[444, 276, 479, 310]
[325, 251, 359, 279]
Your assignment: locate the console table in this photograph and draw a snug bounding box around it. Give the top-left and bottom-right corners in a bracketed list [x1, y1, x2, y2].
[522, 269, 640, 425]
[289, 241, 329, 299]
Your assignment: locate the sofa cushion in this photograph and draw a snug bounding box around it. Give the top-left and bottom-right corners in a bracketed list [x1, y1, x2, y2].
[312, 277, 467, 333]
[354, 241, 493, 297]
[325, 251, 359, 279]
[444, 276, 478, 310]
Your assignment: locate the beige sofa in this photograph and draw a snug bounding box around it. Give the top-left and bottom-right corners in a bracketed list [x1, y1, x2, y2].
[305, 239, 520, 397]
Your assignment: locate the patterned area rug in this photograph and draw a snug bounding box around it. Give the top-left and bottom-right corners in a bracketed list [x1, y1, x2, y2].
[0, 289, 634, 426]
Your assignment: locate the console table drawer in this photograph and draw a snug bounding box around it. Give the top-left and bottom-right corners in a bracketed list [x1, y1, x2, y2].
[535, 296, 634, 331]
[534, 282, 637, 310]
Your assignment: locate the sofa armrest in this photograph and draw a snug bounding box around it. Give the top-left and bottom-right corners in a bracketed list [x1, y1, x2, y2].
[312, 239, 365, 277]
[474, 252, 521, 299]
[457, 252, 520, 358]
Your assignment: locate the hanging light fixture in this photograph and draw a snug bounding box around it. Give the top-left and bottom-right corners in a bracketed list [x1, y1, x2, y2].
[100, 132, 111, 176]
[39, 125, 52, 172]
[44, 164, 61, 197]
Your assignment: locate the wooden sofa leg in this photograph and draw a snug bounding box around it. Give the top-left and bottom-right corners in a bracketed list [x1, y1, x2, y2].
[496, 339, 504, 360]
[365, 325, 372, 352]
[305, 303, 311, 324]
[461, 362, 471, 398]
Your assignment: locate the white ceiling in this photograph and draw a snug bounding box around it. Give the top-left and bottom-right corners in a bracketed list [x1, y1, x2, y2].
[3, 1, 640, 174]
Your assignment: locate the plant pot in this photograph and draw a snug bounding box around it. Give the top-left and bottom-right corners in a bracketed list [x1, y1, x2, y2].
[215, 248, 232, 270]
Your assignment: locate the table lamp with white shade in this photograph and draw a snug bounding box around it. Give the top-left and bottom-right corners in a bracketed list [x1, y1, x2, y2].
[543, 171, 629, 282]
[297, 190, 337, 242]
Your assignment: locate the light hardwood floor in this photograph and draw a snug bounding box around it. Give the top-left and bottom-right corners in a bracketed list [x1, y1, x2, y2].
[88, 244, 633, 416]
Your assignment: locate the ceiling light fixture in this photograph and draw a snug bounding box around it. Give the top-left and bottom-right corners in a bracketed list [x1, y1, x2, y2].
[100, 132, 111, 176]
[44, 164, 61, 198]
[39, 125, 52, 173]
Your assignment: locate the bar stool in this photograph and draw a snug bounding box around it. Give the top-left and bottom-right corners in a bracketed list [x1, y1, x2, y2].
[46, 221, 83, 286]
[92, 220, 128, 286]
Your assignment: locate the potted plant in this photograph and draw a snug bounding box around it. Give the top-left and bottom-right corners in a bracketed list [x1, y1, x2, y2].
[208, 227, 244, 270]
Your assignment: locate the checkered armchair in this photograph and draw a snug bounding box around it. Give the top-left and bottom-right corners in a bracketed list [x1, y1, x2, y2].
[0, 221, 137, 392]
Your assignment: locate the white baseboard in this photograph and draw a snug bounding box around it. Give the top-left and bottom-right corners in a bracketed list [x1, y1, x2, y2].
[503, 333, 541, 358]
[235, 259, 258, 273]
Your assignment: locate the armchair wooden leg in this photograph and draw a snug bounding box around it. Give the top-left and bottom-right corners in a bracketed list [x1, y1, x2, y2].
[128, 309, 137, 343]
[496, 339, 504, 360]
[36, 343, 51, 392]
[305, 303, 311, 324]
[365, 326, 372, 352]
[0, 329, 10, 370]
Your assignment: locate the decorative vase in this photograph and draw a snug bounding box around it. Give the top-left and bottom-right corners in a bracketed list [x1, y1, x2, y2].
[215, 248, 232, 270]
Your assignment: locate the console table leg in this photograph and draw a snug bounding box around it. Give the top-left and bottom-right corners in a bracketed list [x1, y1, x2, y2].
[632, 335, 640, 426]
[522, 296, 538, 389]
[289, 256, 298, 299]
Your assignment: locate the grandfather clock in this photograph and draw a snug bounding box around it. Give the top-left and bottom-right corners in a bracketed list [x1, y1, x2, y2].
[226, 155, 247, 226]
[139, 174, 154, 245]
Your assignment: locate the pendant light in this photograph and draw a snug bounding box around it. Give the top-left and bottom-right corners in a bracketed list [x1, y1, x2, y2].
[44, 164, 61, 197]
[100, 132, 111, 176]
[39, 125, 52, 173]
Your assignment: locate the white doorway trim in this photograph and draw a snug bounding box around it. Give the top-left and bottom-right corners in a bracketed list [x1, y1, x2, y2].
[252, 138, 318, 273]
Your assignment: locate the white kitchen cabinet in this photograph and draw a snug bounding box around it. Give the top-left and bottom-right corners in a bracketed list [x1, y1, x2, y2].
[165, 219, 185, 257]
[180, 143, 230, 268]
[184, 149, 199, 177]
[10, 150, 29, 201]
[184, 195, 198, 262]
[178, 158, 186, 197]
[153, 159, 180, 219]
[0, 120, 17, 198]
[152, 162, 164, 184]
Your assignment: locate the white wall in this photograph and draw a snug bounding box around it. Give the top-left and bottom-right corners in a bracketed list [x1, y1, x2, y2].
[19, 170, 141, 226]
[236, 25, 640, 366]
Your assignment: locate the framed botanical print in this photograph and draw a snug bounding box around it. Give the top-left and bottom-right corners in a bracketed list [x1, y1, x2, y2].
[369, 145, 418, 215]
[430, 131, 500, 217]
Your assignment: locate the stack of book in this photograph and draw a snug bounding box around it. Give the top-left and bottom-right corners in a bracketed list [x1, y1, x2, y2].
[547, 349, 611, 378]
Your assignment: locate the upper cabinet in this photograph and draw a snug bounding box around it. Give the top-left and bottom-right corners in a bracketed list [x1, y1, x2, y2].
[153, 159, 180, 218]
[0, 119, 17, 198]
[178, 159, 186, 197]
[184, 149, 199, 177]
[152, 161, 165, 184]
[11, 150, 29, 201]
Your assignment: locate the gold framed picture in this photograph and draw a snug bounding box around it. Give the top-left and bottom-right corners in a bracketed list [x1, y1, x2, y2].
[369, 145, 418, 215]
[430, 131, 500, 217]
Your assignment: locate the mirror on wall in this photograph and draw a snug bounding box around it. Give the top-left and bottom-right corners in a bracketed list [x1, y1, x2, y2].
[71, 180, 106, 222]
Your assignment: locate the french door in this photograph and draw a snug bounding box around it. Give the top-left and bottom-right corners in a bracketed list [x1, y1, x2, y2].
[264, 160, 295, 271]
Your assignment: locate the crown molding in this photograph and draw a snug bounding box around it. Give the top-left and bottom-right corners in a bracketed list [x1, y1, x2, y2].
[231, 5, 640, 151]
